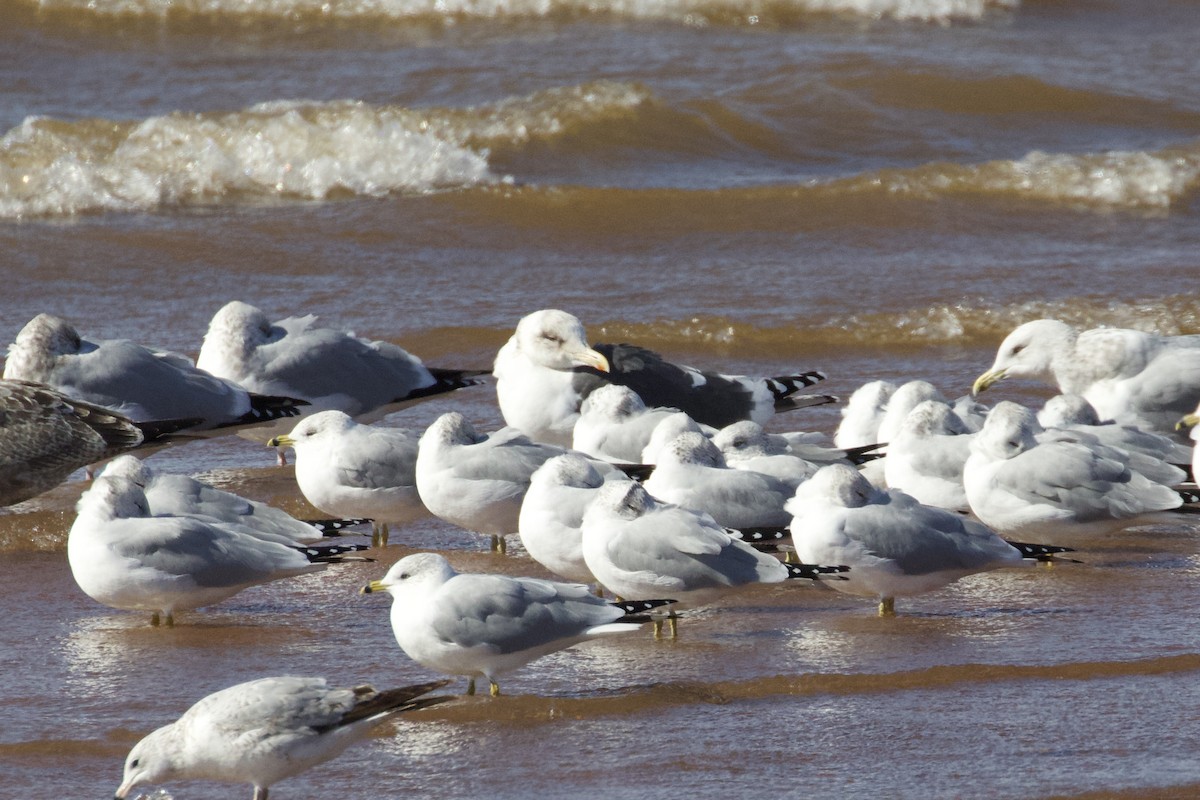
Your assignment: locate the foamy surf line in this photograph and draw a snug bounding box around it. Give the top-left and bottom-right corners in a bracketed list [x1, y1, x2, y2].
[0, 82, 649, 219]
[20, 0, 1016, 24]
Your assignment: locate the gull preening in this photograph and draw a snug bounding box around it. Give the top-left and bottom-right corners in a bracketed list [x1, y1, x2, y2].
[116, 676, 451, 800]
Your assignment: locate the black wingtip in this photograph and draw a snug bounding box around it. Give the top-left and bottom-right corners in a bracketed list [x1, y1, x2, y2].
[614, 462, 655, 481]
[610, 598, 676, 615]
[397, 368, 490, 404]
[303, 517, 374, 535]
[785, 562, 850, 580]
[132, 416, 208, 442]
[775, 394, 840, 413]
[734, 526, 790, 542]
[296, 543, 373, 563]
[232, 393, 310, 426]
[1006, 540, 1078, 561]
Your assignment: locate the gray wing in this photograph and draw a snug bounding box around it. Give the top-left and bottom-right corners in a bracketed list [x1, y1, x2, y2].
[848, 496, 1017, 574]
[52, 340, 247, 425]
[430, 574, 618, 653]
[252, 320, 435, 408]
[332, 427, 419, 489]
[452, 432, 561, 485]
[111, 517, 316, 587]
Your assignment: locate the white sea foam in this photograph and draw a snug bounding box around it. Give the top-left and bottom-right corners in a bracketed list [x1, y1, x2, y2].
[25, 0, 1017, 24]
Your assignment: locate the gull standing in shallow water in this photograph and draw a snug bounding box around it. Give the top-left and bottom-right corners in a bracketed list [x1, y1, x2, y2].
[197, 300, 485, 436]
[787, 464, 1072, 616]
[3, 313, 306, 433]
[115, 676, 452, 800]
[972, 318, 1200, 440]
[962, 401, 1186, 540]
[268, 410, 429, 547]
[68, 476, 369, 625]
[361, 552, 673, 696]
[580, 480, 847, 637]
[494, 308, 829, 446]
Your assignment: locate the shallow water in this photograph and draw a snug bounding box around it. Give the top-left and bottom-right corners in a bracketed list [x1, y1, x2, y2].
[2, 0, 1200, 796]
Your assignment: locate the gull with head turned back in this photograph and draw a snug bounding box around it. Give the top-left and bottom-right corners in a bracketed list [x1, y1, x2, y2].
[787, 464, 1071, 616]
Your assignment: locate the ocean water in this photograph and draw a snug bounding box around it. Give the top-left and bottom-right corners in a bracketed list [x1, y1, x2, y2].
[2, 0, 1199, 796]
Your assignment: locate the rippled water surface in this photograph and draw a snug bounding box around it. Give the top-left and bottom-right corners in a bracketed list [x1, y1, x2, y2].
[2, 0, 1199, 796]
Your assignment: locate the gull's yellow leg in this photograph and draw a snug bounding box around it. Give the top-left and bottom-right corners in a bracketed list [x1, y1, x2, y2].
[466, 678, 476, 696]
[489, 680, 500, 697]
[878, 597, 895, 617]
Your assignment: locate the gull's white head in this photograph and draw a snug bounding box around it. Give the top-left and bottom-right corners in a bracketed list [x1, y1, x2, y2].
[115, 725, 178, 799]
[898, 400, 970, 438]
[971, 400, 1040, 460]
[1038, 394, 1102, 428]
[711, 420, 776, 457]
[4, 313, 83, 381]
[531, 454, 606, 492]
[76, 475, 150, 521]
[419, 411, 485, 449]
[197, 301, 276, 375]
[973, 319, 1077, 395]
[365, 552, 458, 597]
[787, 463, 878, 513]
[511, 310, 610, 373]
[268, 409, 355, 452]
[659, 431, 725, 468]
[580, 384, 645, 422]
[590, 478, 653, 521]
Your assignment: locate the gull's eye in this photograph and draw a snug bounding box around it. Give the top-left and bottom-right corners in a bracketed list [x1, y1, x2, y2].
[1010, 343, 1026, 357]
[130, 758, 140, 769]
[399, 572, 410, 580]
[540, 332, 563, 345]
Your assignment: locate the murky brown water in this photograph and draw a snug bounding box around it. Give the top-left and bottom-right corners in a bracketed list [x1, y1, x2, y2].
[3, 0, 1200, 796]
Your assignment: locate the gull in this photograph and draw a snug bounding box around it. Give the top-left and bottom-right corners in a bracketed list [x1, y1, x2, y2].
[4, 313, 305, 433]
[883, 400, 974, 511]
[361, 552, 672, 696]
[786, 464, 1071, 616]
[962, 401, 1185, 539]
[639, 411, 711, 465]
[1038, 393, 1194, 468]
[414, 412, 638, 553]
[68, 475, 369, 625]
[581, 480, 846, 636]
[100, 454, 361, 546]
[494, 308, 829, 446]
[267, 410, 429, 547]
[874, 380, 947, 446]
[0, 379, 196, 507]
[115, 676, 451, 800]
[972, 318, 1200, 439]
[710, 420, 820, 491]
[572, 384, 684, 464]
[196, 301, 485, 442]
[518, 454, 613, 584]
[643, 431, 793, 529]
[834, 380, 896, 450]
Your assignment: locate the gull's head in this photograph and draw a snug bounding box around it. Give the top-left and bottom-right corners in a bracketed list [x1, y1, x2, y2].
[419, 411, 485, 449]
[267, 409, 354, 452]
[512, 309, 609, 373]
[973, 319, 1076, 396]
[641, 412, 704, 464]
[115, 724, 176, 799]
[1038, 394, 1101, 429]
[711, 420, 773, 457]
[100, 455, 155, 487]
[898, 400, 969, 438]
[4, 313, 83, 381]
[591, 478, 653, 521]
[531, 454, 606, 492]
[580, 384, 645, 422]
[660, 431, 725, 468]
[77, 476, 150, 521]
[840, 380, 897, 421]
[362, 552, 457, 597]
[787, 464, 877, 513]
[971, 401, 1040, 460]
[197, 301, 277, 374]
